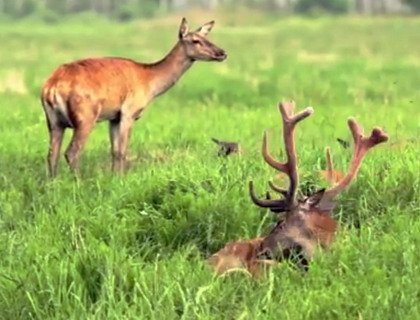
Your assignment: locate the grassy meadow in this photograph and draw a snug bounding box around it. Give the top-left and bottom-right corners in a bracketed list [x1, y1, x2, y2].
[0, 13, 419, 319]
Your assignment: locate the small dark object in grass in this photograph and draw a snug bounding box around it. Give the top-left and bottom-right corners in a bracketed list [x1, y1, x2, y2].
[211, 137, 241, 157]
[336, 137, 350, 149]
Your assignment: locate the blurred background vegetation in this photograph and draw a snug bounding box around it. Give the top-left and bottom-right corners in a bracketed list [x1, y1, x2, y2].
[0, 0, 418, 22]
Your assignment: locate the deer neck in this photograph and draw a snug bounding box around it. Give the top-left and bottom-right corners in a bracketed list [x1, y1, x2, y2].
[147, 42, 193, 99]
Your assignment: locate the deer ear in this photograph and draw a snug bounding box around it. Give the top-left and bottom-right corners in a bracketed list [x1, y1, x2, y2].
[307, 189, 336, 212]
[179, 17, 189, 39]
[305, 189, 326, 206]
[196, 20, 215, 37]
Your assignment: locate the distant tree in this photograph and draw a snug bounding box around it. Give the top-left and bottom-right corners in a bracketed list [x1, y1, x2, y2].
[403, 0, 420, 11]
[45, 0, 66, 14]
[295, 0, 350, 13]
[0, 0, 37, 17]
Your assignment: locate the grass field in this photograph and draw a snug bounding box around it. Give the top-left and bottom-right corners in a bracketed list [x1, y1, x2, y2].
[0, 13, 419, 319]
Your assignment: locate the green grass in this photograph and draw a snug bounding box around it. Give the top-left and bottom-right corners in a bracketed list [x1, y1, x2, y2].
[0, 15, 419, 319]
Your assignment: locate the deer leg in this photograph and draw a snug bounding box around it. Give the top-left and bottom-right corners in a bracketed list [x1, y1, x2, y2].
[64, 122, 94, 173]
[43, 102, 66, 177]
[109, 119, 121, 172]
[115, 118, 134, 173]
[109, 115, 134, 173]
[47, 125, 65, 177]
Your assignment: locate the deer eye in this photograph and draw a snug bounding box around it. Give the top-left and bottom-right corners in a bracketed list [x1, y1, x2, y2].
[192, 40, 200, 44]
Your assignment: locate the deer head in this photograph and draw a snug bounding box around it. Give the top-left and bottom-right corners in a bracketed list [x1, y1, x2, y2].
[178, 18, 227, 62]
[208, 101, 388, 275]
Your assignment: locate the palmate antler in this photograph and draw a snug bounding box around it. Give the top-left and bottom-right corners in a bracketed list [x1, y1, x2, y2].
[249, 101, 313, 212]
[321, 118, 388, 201]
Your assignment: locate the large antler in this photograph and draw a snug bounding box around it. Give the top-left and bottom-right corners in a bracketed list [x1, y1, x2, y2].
[249, 101, 314, 211]
[322, 118, 388, 200]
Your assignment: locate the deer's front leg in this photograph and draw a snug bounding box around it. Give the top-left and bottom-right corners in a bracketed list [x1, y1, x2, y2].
[109, 115, 134, 173]
[109, 119, 121, 173]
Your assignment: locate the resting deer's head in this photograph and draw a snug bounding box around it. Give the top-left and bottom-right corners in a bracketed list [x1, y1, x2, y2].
[178, 18, 227, 62]
[208, 101, 388, 275]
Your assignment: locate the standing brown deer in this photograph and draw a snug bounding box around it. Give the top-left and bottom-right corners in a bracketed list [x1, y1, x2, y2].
[41, 18, 227, 176]
[208, 101, 388, 276]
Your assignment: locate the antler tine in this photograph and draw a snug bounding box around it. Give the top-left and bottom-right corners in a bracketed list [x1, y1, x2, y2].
[262, 131, 287, 171]
[279, 101, 314, 125]
[325, 147, 334, 185]
[268, 181, 288, 197]
[348, 117, 363, 144]
[323, 118, 388, 199]
[252, 101, 314, 211]
[249, 181, 288, 211]
[278, 102, 314, 206]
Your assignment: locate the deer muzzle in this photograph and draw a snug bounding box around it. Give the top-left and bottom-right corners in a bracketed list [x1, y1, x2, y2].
[214, 49, 227, 61]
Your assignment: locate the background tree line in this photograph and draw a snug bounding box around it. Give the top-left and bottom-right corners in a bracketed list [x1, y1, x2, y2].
[0, 0, 418, 21]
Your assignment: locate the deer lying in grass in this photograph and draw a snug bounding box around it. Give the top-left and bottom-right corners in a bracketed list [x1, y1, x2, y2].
[208, 101, 388, 276]
[41, 18, 227, 176]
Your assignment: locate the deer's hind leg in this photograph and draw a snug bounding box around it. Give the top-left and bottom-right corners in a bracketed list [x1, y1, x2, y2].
[42, 101, 66, 177]
[64, 98, 98, 173]
[47, 125, 65, 177]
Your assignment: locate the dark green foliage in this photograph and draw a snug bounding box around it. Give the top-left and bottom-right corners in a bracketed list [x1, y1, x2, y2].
[404, 0, 420, 11]
[1, 0, 37, 17]
[295, 0, 350, 14]
[0, 0, 162, 20]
